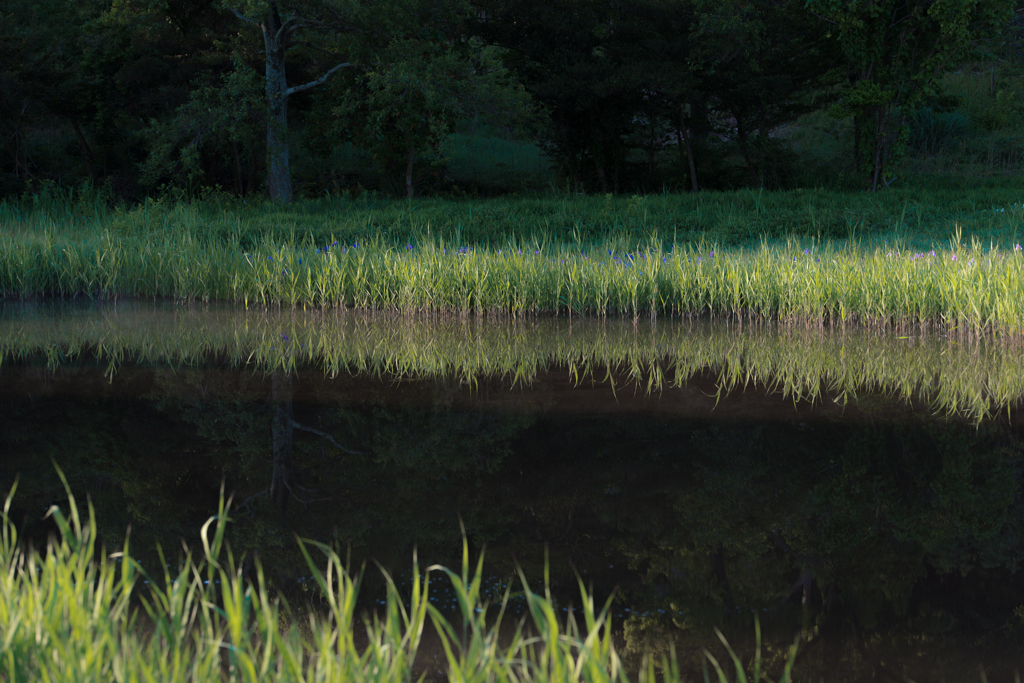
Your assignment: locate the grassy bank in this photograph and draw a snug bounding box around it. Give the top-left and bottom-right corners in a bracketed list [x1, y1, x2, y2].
[4, 183, 1024, 248]
[0, 481, 798, 683]
[4, 228, 1024, 331]
[3, 187, 1024, 329]
[4, 303, 1024, 422]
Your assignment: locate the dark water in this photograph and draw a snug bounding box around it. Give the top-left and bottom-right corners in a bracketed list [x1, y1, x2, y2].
[1, 302, 1023, 680]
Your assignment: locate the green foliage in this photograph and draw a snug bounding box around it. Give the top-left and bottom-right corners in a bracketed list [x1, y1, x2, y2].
[317, 35, 541, 198]
[807, 0, 1015, 190]
[141, 59, 265, 195]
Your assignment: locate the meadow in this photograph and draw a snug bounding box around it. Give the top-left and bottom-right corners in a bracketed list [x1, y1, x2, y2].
[3, 184, 1024, 332]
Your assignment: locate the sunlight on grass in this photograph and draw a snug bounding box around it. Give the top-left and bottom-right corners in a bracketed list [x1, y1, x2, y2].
[3, 226, 1024, 332]
[4, 188, 1024, 331]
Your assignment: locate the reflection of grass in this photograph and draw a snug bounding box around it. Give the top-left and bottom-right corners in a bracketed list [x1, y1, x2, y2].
[3, 303, 1024, 423]
[1, 477, 629, 682]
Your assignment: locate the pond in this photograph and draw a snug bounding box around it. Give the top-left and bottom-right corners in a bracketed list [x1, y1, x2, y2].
[1, 300, 1022, 680]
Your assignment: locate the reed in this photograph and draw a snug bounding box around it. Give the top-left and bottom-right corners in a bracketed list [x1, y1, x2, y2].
[2, 303, 1023, 423]
[0, 476, 636, 682]
[4, 187, 1024, 329]
[3, 224, 1024, 331]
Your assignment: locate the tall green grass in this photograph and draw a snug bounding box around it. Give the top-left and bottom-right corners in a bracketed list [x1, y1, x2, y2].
[4, 303, 1023, 422]
[5, 187, 1024, 330]
[0, 477, 799, 682]
[3, 226, 1024, 332]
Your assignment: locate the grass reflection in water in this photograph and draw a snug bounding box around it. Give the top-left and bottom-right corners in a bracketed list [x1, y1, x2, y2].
[2, 301, 1024, 423]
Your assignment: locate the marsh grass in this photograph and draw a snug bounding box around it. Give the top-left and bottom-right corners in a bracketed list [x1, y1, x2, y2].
[4, 474, 794, 683]
[4, 186, 1024, 328]
[3, 303, 1023, 423]
[3, 221, 1024, 331]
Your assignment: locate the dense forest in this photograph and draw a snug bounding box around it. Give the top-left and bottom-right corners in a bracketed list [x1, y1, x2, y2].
[2, 0, 1023, 202]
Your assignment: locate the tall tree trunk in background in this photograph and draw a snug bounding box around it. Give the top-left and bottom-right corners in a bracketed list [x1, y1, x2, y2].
[233, 140, 244, 196]
[406, 145, 416, 198]
[853, 113, 861, 183]
[248, 142, 258, 195]
[270, 370, 294, 513]
[230, 2, 352, 203]
[595, 163, 609, 193]
[647, 120, 657, 185]
[70, 117, 95, 180]
[735, 119, 762, 188]
[262, 6, 293, 204]
[711, 545, 736, 612]
[677, 106, 699, 192]
[3, 133, 24, 180]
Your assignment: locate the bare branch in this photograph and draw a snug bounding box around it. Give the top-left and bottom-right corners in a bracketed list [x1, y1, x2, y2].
[286, 62, 353, 96]
[291, 419, 365, 454]
[276, 14, 299, 43]
[228, 7, 258, 26]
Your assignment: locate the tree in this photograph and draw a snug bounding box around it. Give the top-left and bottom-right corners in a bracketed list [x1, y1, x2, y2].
[806, 0, 1014, 190]
[468, 0, 662, 194]
[223, 1, 372, 203]
[320, 35, 541, 197]
[140, 59, 266, 195]
[688, 0, 841, 188]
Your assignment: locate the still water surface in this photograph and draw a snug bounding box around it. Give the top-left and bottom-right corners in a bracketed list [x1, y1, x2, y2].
[1, 301, 1022, 680]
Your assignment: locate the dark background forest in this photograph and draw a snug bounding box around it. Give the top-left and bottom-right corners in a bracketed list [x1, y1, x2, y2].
[3, 0, 1024, 203]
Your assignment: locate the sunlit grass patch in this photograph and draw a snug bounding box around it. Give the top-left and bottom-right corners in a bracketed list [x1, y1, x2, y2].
[3, 226, 1024, 333]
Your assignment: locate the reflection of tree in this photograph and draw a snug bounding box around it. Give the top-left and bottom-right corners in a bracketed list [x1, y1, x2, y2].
[604, 421, 1024, 678]
[3, 363, 1023, 677]
[265, 370, 365, 514]
[270, 370, 294, 511]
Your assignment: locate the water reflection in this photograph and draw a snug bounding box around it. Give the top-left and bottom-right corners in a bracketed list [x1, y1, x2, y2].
[1, 301, 1023, 679]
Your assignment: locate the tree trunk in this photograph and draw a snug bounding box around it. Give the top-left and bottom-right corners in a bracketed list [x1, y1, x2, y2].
[2, 132, 24, 180]
[677, 107, 699, 192]
[270, 370, 294, 513]
[735, 119, 762, 188]
[405, 144, 416, 198]
[647, 121, 657, 184]
[853, 113, 861, 180]
[248, 142, 258, 195]
[263, 5, 293, 203]
[70, 117, 95, 181]
[711, 545, 736, 612]
[233, 140, 244, 196]
[595, 163, 609, 193]
[870, 109, 885, 192]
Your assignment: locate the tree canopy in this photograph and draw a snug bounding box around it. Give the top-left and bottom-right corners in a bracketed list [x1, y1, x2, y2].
[0, 0, 1018, 199]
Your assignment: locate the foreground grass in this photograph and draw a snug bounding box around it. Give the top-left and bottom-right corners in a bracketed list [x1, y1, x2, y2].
[0, 478, 799, 682]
